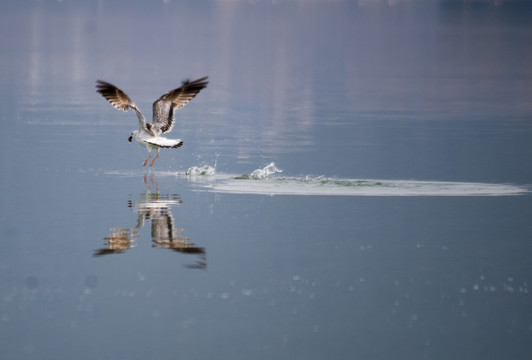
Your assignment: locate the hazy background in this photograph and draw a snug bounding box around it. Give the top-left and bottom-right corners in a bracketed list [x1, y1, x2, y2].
[1, 0, 531, 180]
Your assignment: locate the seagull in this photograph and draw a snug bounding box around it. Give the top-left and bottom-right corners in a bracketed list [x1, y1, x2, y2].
[96, 76, 208, 166]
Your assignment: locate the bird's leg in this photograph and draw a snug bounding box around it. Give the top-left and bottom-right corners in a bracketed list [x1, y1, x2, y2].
[149, 148, 160, 167]
[143, 152, 152, 167]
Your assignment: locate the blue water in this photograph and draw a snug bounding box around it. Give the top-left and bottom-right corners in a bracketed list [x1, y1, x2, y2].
[1, 1, 532, 359]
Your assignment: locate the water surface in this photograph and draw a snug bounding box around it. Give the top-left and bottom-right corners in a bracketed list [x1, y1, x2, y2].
[1, 1, 532, 359]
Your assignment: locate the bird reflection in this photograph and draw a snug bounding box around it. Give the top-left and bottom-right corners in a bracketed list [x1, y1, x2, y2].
[95, 175, 206, 269]
[94, 228, 138, 256]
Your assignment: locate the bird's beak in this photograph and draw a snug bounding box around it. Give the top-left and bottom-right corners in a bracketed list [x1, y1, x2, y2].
[128, 136, 133, 142]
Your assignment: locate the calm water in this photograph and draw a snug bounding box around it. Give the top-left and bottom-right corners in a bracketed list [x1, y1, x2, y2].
[1, 1, 532, 359]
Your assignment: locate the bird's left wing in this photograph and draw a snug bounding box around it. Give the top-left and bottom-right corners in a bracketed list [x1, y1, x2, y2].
[96, 80, 150, 133]
[151, 76, 208, 135]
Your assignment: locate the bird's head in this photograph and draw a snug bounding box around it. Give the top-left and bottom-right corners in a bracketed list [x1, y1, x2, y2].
[128, 130, 138, 143]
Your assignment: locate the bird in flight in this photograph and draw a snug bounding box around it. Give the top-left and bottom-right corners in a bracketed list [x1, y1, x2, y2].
[96, 76, 208, 166]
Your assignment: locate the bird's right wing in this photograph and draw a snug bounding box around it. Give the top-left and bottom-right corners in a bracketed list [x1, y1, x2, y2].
[151, 76, 209, 135]
[96, 80, 150, 133]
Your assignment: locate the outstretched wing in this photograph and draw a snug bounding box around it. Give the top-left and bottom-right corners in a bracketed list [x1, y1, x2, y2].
[151, 76, 208, 135]
[96, 80, 139, 113]
[96, 80, 149, 132]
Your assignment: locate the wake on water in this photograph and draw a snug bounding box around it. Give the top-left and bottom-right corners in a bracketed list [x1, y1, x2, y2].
[105, 162, 528, 197]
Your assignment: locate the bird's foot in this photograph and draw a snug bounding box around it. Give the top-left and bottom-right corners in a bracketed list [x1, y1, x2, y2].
[149, 153, 159, 167]
[143, 154, 152, 166]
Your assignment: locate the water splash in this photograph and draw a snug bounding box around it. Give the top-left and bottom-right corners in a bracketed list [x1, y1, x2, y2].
[186, 164, 216, 176]
[235, 162, 283, 180]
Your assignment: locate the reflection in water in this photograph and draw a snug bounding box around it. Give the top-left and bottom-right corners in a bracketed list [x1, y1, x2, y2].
[95, 175, 206, 269]
[95, 227, 138, 256]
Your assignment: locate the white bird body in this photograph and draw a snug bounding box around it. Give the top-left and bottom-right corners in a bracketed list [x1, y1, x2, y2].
[96, 77, 208, 166]
[131, 130, 182, 149]
[129, 129, 183, 166]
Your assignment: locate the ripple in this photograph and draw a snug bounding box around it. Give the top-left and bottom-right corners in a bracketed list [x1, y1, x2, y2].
[103, 164, 529, 197]
[199, 164, 528, 196]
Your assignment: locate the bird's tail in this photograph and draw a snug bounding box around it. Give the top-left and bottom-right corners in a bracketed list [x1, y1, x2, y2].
[169, 140, 183, 149]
